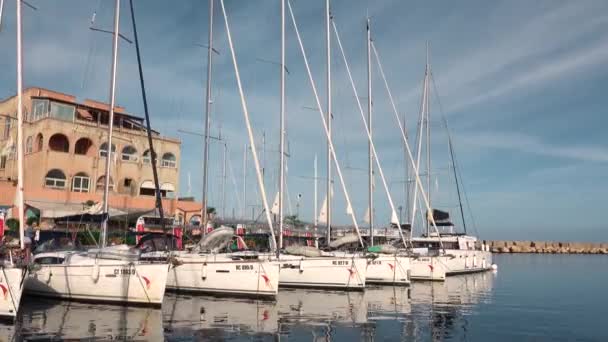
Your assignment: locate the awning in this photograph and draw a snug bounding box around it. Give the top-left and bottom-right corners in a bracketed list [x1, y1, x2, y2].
[161, 183, 175, 192]
[141, 180, 155, 189]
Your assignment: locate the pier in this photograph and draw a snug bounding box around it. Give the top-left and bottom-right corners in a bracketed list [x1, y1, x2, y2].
[488, 241, 608, 254]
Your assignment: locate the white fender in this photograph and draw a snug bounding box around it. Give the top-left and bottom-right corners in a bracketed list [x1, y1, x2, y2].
[473, 256, 477, 268]
[201, 262, 208, 281]
[299, 259, 304, 273]
[91, 263, 100, 282]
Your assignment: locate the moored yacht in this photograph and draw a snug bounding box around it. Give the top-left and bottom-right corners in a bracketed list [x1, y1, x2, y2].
[25, 238, 168, 306]
[139, 229, 280, 298]
[411, 232, 492, 275]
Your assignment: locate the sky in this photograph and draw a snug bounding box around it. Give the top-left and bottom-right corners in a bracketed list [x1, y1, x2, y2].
[1, 0, 607, 242]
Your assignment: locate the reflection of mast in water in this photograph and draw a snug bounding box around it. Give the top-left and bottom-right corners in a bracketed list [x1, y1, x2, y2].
[410, 272, 494, 341]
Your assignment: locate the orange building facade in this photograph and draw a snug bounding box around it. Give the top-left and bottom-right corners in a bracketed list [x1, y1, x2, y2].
[0, 87, 202, 227]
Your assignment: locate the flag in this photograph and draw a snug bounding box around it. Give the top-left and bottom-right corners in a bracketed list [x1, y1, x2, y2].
[206, 222, 214, 234]
[236, 224, 245, 236]
[173, 227, 183, 249]
[135, 217, 145, 245]
[236, 236, 248, 250]
[0, 211, 5, 240]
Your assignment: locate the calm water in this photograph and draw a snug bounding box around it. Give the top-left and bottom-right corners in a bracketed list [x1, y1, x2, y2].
[1, 254, 607, 341]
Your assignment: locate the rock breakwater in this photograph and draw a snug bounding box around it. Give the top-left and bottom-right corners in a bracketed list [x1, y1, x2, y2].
[488, 241, 608, 254]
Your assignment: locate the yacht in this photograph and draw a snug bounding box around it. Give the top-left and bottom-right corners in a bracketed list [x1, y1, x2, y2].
[24, 237, 168, 306]
[411, 233, 492, 275]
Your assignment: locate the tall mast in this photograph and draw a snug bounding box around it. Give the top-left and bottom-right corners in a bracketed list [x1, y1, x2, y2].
[242, 143, 247, 219]
[100, 0, 121, 249]
[325, 0, 332, 245]
[446, 120, 467, 234]
[129, 0, 165, 233]
[1, 0, 5, 32]
[15, 0, 25, 250]
[278, 0, 286, 253]
[366, 17, 374, 245]
[313, 154, 318, 229]
[201, 0, 214, 231]
[424, 42, 431, 237]
[221, 141, 227, 219]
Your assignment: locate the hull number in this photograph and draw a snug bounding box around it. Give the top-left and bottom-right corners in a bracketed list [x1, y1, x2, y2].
[332, 261, 349, 266]
[114, 269, 136, 276]
[236, 264, 254, 271]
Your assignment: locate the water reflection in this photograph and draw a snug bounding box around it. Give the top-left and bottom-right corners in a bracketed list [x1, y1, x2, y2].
[0, 272, 495, 341]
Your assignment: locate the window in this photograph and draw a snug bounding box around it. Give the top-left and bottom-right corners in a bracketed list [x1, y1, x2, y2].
[71, 172, 90, 193]
[45, 169, 66, 189]
[161, 152, 176, 168]
[36, 133, 44, 152]
[0, 156, 6, 169]
[142, 149, 151, 164]
[99, 142, 116, 158]
[31, 99, 49, 121]
[96, 176, 114, 191]
[121, 146, 138, 162]
[189, 215, 202, 226]
[74, 138, 94, 155]
[25, 136, 33, 154]
[124, 178, 133, 187]
[48, 134, 70, 153]
[139, 180, 155, 196]
[2, 117, 10, 139]
[49, 102, 75, 122]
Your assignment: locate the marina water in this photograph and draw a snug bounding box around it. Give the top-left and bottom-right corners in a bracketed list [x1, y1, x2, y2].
[1, 254, 606, 341]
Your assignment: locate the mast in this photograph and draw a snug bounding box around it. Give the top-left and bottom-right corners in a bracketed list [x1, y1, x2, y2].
[325, 0, 332, 245]
[425, 42, 431, 236]
[313, 154, 318, 231]
[15, 0, 25, 250]
[1, 0, 5, 32]
[278, 0, 285, 253]
[100, 0, 121, 249]
[129, 0, 165, 233]
[242, 143, 247, 219]
[201, 0, 214, 231]
[366, 17, 374, 245]
[222, 141, 227, 219]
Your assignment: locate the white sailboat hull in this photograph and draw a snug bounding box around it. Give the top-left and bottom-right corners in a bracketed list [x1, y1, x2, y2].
[0, 267, 25, 319]
[365, 255, 411, 285]
[272, 254, 367, 290]
[410, 256, 447, 281]
[443, 250, 493, 275]
[24, 254, 168, 306]
[164, 253, 279, 298]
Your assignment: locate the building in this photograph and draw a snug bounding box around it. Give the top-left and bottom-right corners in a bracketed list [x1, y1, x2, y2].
[0, 87, 201, 227]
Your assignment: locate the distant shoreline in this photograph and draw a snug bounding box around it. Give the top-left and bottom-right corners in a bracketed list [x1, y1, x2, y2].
[489, 240, 608, 254]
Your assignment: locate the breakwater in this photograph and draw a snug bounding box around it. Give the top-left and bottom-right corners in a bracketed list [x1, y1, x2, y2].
[488, 241, 608, 254]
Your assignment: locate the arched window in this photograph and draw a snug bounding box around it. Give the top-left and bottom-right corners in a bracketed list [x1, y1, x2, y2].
[121, 145, 138, 162]
[142, 149, 151, 164]
[36, 133, 44, 152]
[48, 133, 69, 153]
[99, 142, 116, 158]
[96, 176, 114, 191]
[45, 169, 66, 188]
[75, 138, 94, 156]
[25, 136, 33, 154]
[72, 172, 90, 193]
[161, 152, 176, 168]
[161, 182, 176, 198]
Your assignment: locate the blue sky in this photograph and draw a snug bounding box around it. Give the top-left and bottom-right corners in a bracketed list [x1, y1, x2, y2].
[1, 0, 607, 241]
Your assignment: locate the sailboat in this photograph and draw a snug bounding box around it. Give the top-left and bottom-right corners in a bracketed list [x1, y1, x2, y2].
[321, 15, 412, 286]
[405, 46, 493, 276]
[24, 0, 169, 306]
[225, 0, 367, 290]
[139, 0, 280, 298]
[0, 0, 30, 320]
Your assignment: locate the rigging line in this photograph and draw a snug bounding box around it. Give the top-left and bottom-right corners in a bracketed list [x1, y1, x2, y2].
[287, 0, 364, 247]
[429, 70, 479, 237]
[219, 0, 277, 250]
[81, 0, 103, 90]
[331, 18, 406, 248]
[226, 148, 243, 220]
[370, 41, 444, 251]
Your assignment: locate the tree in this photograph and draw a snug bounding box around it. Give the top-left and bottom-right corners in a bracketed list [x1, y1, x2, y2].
[5, 218, 19, 232]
